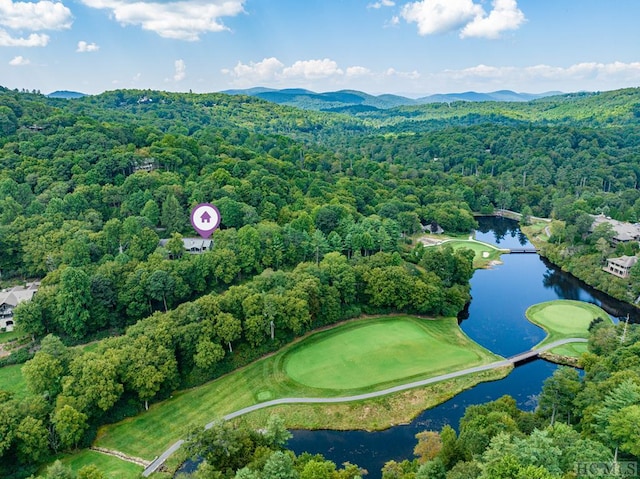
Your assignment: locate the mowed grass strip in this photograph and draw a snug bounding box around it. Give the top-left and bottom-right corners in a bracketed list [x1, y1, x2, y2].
[284, 317, 492, 390]
[95, 316, 502, 460]
[525, 300, 612, 349]
[549, 342, 589, 358]
[55, 450, 142, 479]
[0, 364, 28, 400]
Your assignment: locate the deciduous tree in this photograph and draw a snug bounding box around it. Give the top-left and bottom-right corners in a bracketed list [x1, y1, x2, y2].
[414, 430, 442, 464]
[15, 416, 49, 463]
[56, 267, 92, 339]
[22, 352, 64, 399]
[52, 404, 88, 450]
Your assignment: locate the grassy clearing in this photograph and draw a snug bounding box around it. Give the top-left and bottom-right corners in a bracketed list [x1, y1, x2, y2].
[525, 300, 611, 350]
[56, 450, 143, 479]
[0, 364, 27, 400]
[0, 330, 24, 344]
[521, 220, 555, 248]
[284, 318, 494, 390]
[0, 340, 105, 399]
[522, 220, 549, 237]
[444, 239, 505, 268]
[95, 316, 502, 460]
[549, 342, 589, 358]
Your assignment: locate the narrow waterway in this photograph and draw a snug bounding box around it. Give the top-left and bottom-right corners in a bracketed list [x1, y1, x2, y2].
[287, 217, 634, 478]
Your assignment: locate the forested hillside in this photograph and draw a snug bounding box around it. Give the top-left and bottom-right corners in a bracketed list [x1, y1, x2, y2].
[1, 85, 640, 477]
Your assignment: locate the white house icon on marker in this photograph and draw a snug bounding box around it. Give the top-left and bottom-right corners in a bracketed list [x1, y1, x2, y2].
[190, 203, 221, 239]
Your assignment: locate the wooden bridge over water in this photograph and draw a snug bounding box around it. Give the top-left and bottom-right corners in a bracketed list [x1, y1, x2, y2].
[507, 247, 538, 254]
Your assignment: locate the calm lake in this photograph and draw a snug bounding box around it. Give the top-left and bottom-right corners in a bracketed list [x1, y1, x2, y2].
[287, 217, 637, 478]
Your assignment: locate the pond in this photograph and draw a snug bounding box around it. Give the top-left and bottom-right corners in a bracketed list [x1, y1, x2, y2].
[286, 217, 636, 478]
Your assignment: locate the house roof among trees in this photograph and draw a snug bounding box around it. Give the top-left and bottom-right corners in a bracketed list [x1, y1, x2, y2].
[606, 255, 638, 268]
[591, 215, 640, 242]
[0, 283, 39, 307]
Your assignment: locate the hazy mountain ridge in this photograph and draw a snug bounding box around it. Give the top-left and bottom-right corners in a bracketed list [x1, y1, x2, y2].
[221, 87, 562, 111]
[47, 90, 87, 99]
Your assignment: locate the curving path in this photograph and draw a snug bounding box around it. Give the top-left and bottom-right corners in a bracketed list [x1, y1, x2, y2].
[141, 337, 587, 477]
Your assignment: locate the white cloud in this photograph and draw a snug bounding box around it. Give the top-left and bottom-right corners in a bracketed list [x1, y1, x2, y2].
[385, 67, 421, 80]
[174, 59, 186, 81]
[529, 61, 640, 83]
[224, 57, 364, 86]
[346, 66, 372, 77]
[282, 59, 343, 80]
[222, 57, 640, 95]
[79, 0, 245, 41]
[0, 0, 73, 31]
[401, 0, 525, 39]
[224, 57, 422, 90]
[222, 57, 285, 84]
[0, 29, 49, 46]
[9, 55, 29, 65]
[401, 0, 482, 35]
[430, 61, 640, 92]
[461, 0, 525, 38]
[76, 40, 99, 52]
[368, 0, 395, 8]
[0, 0, 71, 48]
[446, 63, 506, 80]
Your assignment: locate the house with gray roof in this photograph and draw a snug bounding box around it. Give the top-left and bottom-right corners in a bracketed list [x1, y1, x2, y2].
[0, 282, 39, 332]
[158, 238, 213, 255]
[603, 255, 638, 279]
[591, 214, 640, 244]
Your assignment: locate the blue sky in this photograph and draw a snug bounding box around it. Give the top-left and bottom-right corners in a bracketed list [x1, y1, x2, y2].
[2, 0, 640, 96]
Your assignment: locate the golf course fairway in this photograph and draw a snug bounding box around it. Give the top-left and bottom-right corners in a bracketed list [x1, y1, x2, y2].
[284, 316, 498, 389]
[94, 316, 503, 460]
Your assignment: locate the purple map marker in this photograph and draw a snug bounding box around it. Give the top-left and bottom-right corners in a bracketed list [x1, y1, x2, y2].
[190, 203, 221, 238]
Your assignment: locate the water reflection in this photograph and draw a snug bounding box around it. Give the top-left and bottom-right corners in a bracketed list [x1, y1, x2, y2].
[543, 268, 583, 300]
[475, 216, 529, 247]
[288, 217, 637, 478]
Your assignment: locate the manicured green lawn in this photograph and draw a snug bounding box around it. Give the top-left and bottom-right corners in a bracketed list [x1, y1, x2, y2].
[57, 450, 143, 479]
[525, 300, 612, 350]
[95, 316, 502, 460]
[285, 317, 492, 389]
[0, 364, 27, 400]
[443, 239, 504, 267]
[550, 342, 589, 357]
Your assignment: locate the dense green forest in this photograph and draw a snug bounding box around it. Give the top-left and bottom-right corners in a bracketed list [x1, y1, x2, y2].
[1, 85, 640, 477]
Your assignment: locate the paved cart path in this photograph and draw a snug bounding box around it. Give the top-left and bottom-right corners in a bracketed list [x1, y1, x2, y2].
[141, 337, 587, 477]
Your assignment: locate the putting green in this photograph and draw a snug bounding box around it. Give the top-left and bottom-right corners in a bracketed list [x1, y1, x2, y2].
[442, 239, 504, 267]
[283, 317, 498, 390]
[525, 299, 611, 349]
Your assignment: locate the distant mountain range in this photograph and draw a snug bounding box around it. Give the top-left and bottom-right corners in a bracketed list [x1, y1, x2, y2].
[220, 87, 563, 111]
[44, 87, 563, 111]
[47, 90, 87, 99]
